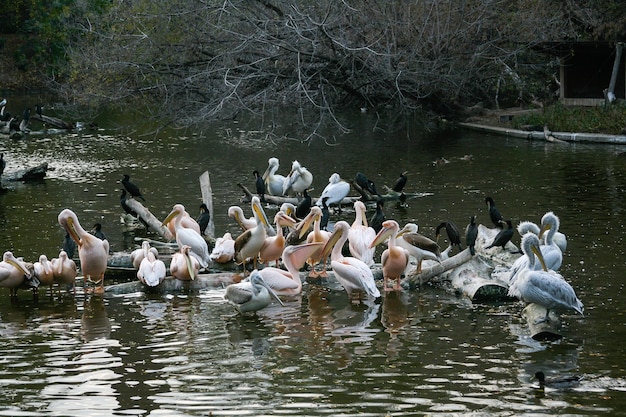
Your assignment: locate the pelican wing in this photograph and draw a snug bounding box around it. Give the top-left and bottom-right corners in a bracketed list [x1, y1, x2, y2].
[332, 257, 380, 298]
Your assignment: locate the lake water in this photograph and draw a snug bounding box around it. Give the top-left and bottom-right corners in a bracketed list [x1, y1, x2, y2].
[1, 100, 626, 416]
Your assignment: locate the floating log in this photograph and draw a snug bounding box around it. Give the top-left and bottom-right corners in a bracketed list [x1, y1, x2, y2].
[124, 198, 174, 240]
[5, 162, 48, 181]
[30, 113, 75, 130]
[522, 303, 562, 341]
[104, 272, 243, 295]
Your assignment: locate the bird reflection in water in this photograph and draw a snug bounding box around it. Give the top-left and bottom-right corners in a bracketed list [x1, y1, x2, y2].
[381, 291, 409, 361]
[80, 296, 111, 342]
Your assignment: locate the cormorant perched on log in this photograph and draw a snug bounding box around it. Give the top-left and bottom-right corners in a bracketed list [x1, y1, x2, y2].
[392, 170, 408, 192]
[435, 221, 463, 252]
[320, 196, 330, 231]
[355, 172, 380, 197]
[485, 219, 514, 250]
[253, 170, 266, 202]
[295, 188, 312, 219]
[120, 189, 137, 217]
[197, 203, 211, 235]
[485, 196, 504, 228]
[91, 223, 108, 241]
[369, 199, 386, 233]
[122, 174, 145, 201]
[465, 215, 478, 255]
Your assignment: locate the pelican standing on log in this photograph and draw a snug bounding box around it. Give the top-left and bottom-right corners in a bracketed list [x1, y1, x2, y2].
[259, 211, 297, 267]
[316, 173, 350, 212]
[259, 242, 324, 296]
[538, 211, 565, 269]
[299, 205, 332, 277]
[137, 247, 166, 287]
[283, 160, 313, 196]
[395, 223, 441, 273]
[234, 196, 270, 273]
[131, 241, 159, 270]
[262, 157, 286, 196]
[507, 233, 583, 323]
[0, 251, 31, 297]
[58, 209, 109, 294]
[370, 220, 409, 291]
[319, 221, 380, 302]
[210, 232, 236, 264]
[347, 201, 376, 266]
[224, 270, 284, 314]
[162, 204, 211, 269]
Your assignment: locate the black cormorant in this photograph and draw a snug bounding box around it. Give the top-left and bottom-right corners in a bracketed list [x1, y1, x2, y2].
[436, 221, 463, 252]
[392, 171, 408, 192]
[369, 199, 386, 233]
[197, 203, 211, 235]
[122, 174, 146, 201]
[465, 215, 478, 256]
[485, 196, 503, 228]
[485, 219, 514, 250]
[295, 189, 312, 219]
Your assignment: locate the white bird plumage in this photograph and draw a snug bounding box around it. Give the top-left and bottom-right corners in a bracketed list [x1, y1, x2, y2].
[316, 173, 350, 209]
[262, 157, 286, 196]
[58, 209, 109, 294]
[258, 242, 324, 296]
[170, 245, 200, 281]
[224, 269, 284, 313]
[210, 232, 236, 264]
[51, 250, 77, 293]
[370, 220, 410, 291]
[319, 220, 380, 301]
[0, 251, 30, 297]
[33, 254, 54, 291]
[137, 244, 166, 287]
[234, 196, 269, 272]
[283, 160, 313, 195]
[131, 241, 159, 270]
[347, 201, 376, 266]
[162, 204, 211, 269]
[508, 232, 583, 323]
[395, 223, 442, 273]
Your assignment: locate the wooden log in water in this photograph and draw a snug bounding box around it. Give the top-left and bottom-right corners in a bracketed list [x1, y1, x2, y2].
[104, 272, 243, 294]
[124, 198, 174, 240]
[5, 163, 48, 181]
[522, 303, 562, 341]
[30, 113, 75, 130]
[199, 171, 215, 238]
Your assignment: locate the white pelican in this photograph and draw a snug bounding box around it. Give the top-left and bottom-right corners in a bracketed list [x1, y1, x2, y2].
[259, 211, 297, 267]
[210, 232, 236, 264]
[318, 220, 380, 302]
[299, 206, 332, 277]
[162, 204, 211, 269]
[33, 254, 55, 292]
[51, 250, 77, 294]
[509, 226, 562, 285]
[234, 196, 270, 273]
[518, 218, 567, 253]
[396, 223, 441, 273]
[137, 244, 166, 287]
[347, 201, 376, 266]
[58, 209, 109, 294]
[0, 251, 30, 297]
[131, 241, 159, 270]
[538, 211, 566, 266]
[370, 220, 409, 291]
[316, 173, 350, 211]
[170, 245, 200, 281]
[224, 270, 284, 313]
[165, 206, 201, 238]
[279, 202, 297, 219]
[507, 233, 583, 323]
[283, 160, 313, 195]
[262, 157, 286, 196]
[258, 242, 324, 296]
[228, 201, 275, 236]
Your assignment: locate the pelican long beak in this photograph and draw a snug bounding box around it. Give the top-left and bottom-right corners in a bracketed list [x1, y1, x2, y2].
[233, 211, 247, 230]
[162, 209, 179, 227]
[252, 200, 270, 228]
[261, 165, 271, 181]
[531, 244, 548, 272]
[7, 259, 30, 276]
[258, 276, 284, 306]
[183, 247, 196, 280]
[538, 223, 551, 239]
[64, 217, 82, 247]
[396, 226, 410, 238]
[318, 227, 344, 260]
[298, 210, 317, 239]
[285, 242, 324, 269]
[370, 225, 393, 248]
[276, 212, 297, 229]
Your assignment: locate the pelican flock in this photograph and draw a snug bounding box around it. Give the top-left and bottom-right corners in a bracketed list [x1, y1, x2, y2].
[0, 155, 584, 339]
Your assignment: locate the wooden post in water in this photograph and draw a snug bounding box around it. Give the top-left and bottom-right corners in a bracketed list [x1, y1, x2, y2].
[199, 171, 215, 238]
[125, 198, 174, 241]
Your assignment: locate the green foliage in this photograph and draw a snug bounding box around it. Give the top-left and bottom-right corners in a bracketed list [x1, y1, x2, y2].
[514, 102, 626, 135]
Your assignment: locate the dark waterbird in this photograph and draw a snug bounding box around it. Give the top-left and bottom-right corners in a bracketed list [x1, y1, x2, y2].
[62, 232, 77, 259]
[369, 199, 386, 233]
[91, 223, 108, 241]
[435, 221, 463, 252]
[465, 215, 478, 255]
[320, 196, 330, 231]
[253, 170, 266, 202]
[122, 174, 146, 201]
[392, 170, 408, 193]
[295, 189, 312, 219]
[197, 203, 211, 235]
[485, 219, 514, 250]
[355, 172, 381, 197]
[534, 371, 582, 389]
[485, 196, 503, 228]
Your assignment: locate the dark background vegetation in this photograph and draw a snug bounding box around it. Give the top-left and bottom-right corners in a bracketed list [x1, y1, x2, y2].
[1, 0, 625, 134]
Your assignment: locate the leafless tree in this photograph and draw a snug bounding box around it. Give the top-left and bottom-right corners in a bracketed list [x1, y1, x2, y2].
[60, 0, 576, 138]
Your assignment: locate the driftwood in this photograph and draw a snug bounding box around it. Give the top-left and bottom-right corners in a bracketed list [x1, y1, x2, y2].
[522, 303, 562, 341]
[30, 113, 75, 130]
[124, 198, 174, 240]
[5, 163, 48, 181]
[199, 171, 215, 238]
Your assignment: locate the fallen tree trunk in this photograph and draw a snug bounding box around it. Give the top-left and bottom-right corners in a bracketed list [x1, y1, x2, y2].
[31, 114, 75, 130]
[522, 303, 562, 341]
[124, 198, 174, 240]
